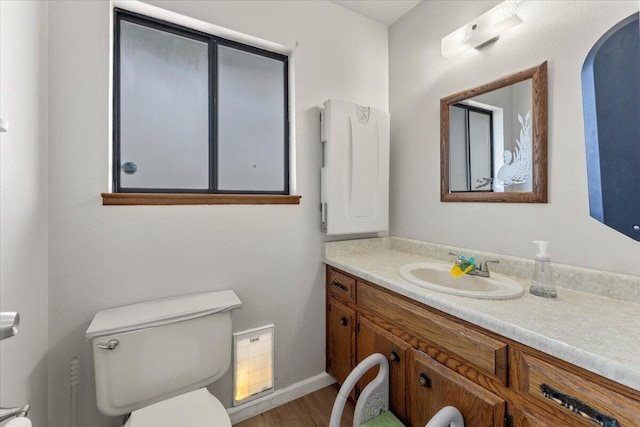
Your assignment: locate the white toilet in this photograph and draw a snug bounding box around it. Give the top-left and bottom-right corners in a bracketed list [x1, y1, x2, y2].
[86, 290, 242, 427]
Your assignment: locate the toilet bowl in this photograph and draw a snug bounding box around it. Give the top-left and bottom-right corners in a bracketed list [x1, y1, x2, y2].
[124, 388, 231, 427]
[86, 291, 242, 425]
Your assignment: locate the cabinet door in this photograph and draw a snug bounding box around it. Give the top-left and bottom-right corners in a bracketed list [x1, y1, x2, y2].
[327, 297, 356, 385]
[408, 349, 505, 427]
[356, 315, 410, 423]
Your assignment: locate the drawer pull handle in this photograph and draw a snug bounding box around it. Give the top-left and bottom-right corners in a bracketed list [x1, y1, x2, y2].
[419, 372, 432, 388]
[339, 316, 348, 326]
[331, 281, 348, 292]
[389, 351, 400, 364]
[540, 384, 620, 427]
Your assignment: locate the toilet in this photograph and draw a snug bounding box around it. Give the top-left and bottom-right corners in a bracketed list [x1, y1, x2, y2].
[86, 290, 242, 426]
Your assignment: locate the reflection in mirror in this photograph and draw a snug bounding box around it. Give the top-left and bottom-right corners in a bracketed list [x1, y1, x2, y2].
[449, 79, 532, 193]
[449, 104, 493, 192]
[441, 62, 547, 203]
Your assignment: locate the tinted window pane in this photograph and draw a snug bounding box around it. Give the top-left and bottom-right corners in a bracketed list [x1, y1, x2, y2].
[119, 21, 209, 190]
[217, 45, 286, 192]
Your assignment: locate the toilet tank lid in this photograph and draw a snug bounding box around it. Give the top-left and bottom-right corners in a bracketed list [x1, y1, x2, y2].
[86, 290, 242, 340]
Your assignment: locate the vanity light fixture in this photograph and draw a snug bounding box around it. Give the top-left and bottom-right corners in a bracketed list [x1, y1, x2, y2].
[441, 0, 523, 59]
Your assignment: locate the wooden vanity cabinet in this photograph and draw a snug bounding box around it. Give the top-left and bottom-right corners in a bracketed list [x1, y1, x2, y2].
[325, 266, 640, 427]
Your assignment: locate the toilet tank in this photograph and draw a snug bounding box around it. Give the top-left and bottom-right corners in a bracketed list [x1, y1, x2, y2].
[86, 291, 242, 416]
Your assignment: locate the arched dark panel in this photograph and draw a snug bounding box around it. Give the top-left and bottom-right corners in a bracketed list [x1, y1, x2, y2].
[582, 13, 640, 241]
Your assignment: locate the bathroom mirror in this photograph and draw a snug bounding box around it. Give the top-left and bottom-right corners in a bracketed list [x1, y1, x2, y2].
[441, 62, 547, 202]
[582, 13, 639, 241]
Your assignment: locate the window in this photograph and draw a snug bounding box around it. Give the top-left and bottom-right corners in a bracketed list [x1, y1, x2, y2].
[112, 9, 290, 198]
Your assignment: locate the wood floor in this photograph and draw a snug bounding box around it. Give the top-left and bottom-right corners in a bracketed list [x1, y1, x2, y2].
[233, 384, 354, 427]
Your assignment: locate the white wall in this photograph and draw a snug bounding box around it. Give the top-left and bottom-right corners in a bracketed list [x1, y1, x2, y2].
[47, 1, 388, 426]
[389, 1, 640, 275]
[0, 1, 49, 426]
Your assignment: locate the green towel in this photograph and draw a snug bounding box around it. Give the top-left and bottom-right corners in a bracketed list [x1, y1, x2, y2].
[358, 411, 405, 427]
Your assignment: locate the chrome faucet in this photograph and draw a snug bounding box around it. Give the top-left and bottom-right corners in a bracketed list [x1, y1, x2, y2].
[449, 252, 499, 277]
[471, 259, 500, 277]
[0, 404, 30, 423]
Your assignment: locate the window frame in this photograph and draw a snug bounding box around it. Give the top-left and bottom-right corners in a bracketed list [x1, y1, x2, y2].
[112, 8, 290, 196]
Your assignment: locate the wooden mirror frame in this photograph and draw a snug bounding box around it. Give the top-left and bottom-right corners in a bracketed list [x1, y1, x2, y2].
[440, 61, 548, 203]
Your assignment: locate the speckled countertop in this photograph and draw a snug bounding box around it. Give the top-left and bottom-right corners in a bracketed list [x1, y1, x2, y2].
[323, 237, 640, 392]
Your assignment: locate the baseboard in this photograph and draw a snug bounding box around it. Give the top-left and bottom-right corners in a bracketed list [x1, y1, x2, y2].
[226, 372, 336, 424]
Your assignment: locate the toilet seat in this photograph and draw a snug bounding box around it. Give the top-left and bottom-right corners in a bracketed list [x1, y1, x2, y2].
[125, 388, 231, 427]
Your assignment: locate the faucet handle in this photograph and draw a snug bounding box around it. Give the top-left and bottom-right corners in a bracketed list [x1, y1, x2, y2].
[478, 259, 500, 271]
[448, 252, 463, 266]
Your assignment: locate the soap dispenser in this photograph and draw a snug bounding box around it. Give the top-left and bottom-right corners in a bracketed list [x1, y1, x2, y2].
[530, 241, 557, 298]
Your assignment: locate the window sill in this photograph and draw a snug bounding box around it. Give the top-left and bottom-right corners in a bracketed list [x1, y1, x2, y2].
[101, 193, 301, 206]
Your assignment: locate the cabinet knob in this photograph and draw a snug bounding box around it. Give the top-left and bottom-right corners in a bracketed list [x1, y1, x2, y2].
[339, 316, 348, 326]
[419, 372, 432, 388]
[389, 351, 400, 364]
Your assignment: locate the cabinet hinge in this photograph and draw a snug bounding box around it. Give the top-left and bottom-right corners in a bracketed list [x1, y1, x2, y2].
[356, 323, 360, 333]
[504, 414, 513, 427]
[328, 303, 332, 312]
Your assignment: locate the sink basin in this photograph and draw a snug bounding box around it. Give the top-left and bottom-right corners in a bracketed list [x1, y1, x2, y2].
[399, 263, 524, 300]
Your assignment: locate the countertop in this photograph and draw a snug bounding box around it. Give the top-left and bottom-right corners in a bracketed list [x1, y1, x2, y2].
[324, 238, 640, 392]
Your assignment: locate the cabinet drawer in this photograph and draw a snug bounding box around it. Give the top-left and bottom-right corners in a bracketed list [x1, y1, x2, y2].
[508, 403, 579, 427]
[326, 267, 356, 303]
[358, 282, 508, 384]
[511, 348, 639, 426]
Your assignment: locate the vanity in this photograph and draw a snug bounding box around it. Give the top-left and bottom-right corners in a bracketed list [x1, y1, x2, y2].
[324, 237, 640, 427]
